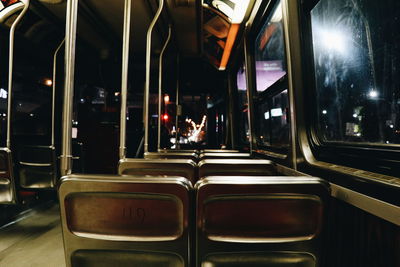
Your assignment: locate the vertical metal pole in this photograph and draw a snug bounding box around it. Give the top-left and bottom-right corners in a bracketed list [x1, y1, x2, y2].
[61, 0, 78, 176]
[157, 25, 171, 151]
[175, 54, 179, 149]
[227, 71, 236, 148]
[7, 0, 30, 150]
[119, 0, 132, 160]
[52, 38, 65, 147]
[144, 0, 164, 153]
[244, 35, 255, 154]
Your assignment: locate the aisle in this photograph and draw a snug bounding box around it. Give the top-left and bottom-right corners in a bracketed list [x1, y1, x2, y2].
[0, 204, 65, 267]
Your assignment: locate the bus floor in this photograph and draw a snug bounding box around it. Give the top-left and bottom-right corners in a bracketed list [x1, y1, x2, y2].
[0, 203, 65, 267]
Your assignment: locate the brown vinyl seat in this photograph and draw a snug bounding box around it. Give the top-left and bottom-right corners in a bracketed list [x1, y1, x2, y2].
[195, 176, 329, 267]
[59, 174, 192, 267]
[198, 159, 277, 178]
[18, 145, 57, 189]
[118, 158, 197, 184]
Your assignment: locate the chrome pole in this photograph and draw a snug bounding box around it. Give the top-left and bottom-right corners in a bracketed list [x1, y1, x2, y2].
[244, 35, 254, 154]
[7, 0, 30, 150]
[144, 0, 164, 153]
[157, 25, 171, 151]
[61, 0, 78, 176]
[52, 38, 65, 148]
[119, 0, 132, 160]
[175, 54, 179, 149]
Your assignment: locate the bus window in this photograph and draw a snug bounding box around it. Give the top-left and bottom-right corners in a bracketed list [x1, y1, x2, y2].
[310, 0, 400, 144]
[253, 0, 289, 150]
[270, 89, 289, 147]
[254, 1, 286, 93]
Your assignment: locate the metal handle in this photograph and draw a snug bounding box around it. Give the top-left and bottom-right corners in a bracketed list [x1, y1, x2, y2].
[6, 0, 30, 149]
[119, 0, 132, 160]
[157, 25, 172, 151]
[52, 38, 65, 147]
[144, 0, 164, 153]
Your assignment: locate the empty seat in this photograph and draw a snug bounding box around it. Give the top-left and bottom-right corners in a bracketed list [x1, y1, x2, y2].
[199, 152, 251, 160]
[158, 149, 198, 154]
[18, 145, 57, 189]
[145, 152, 198, 161]
[198, 159, 277, 178]
[58, 174, 192, 267]
[195, 176, 329, 267]
[119, 158, 197, 183]
[0, 148, 16, 203]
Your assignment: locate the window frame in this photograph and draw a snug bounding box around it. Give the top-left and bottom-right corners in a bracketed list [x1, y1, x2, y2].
[249, 0, 291, 155]
[300, 0, 400, 177]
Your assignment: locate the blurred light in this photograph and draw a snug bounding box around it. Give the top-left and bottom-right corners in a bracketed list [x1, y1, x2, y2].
[369, 90, 378, 98]
[0, 88, 7, 99]
[271, 108, 283, 117]
[386, 141, 390, 144]
[80, 98, 85, 103]
[321, 30, 346, 54]
[114, 92, 120, 96]
[390, 124, 394, 129]
[353, 113, 358, 118]
[29, 113, 34, 117]
[44, 79, 53, 87]
[270, 2, 282, 22]
[164, 95, 170, 103]
[264, 112, 270, 120]
[163, 114, 169, 121]
[322, 110, 327, 115]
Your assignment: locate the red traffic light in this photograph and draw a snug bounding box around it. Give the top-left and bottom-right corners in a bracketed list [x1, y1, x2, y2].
[162, 114, 169, 121]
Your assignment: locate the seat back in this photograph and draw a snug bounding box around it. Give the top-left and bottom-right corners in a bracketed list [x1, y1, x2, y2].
[195, 176, 329, 267]
[59, 174, 192, 267]
[18, 145, 57, 189]
[0, 148, 16, 204]
[145, 151, 198, 161]
[200, 149, 240, 153]
[158, 149, 198, 154]
[199, 152, 251, 160]
[119, 158, 197, 183]
[198, 159, 277, 178]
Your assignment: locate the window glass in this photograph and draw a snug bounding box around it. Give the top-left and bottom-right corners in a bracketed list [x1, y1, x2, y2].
[236, 64, 250, 143]
[311, 0, 400, 144]
[271, 90, 289, 147]
[254, 1, 286, 92]
[256, 100, 271, 146]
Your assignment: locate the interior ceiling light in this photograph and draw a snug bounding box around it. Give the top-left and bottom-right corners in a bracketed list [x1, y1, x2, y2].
[0, 0, 24, 23]
[211, 0, 250, 24]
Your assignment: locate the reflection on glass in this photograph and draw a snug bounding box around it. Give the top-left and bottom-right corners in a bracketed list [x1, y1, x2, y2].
[256, 101, 271, 146]
[271, 90, 289, 147]
[254, 1, 286, 92]
[257, 90, 289, 148]
[311, 0, 400, 144]
[236, 64, 250, 143]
